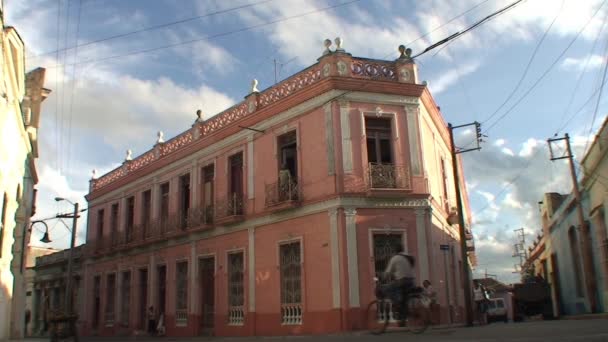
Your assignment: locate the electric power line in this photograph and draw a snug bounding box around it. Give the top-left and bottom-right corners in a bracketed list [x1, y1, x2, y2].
[555, 9, 608, 135]
[482, 0, 607, 134]
[582, 36, 608, 155]
[26, 0, 277, 60]
[412, 0, 527, 59]
[471, 73, 608, 217]
[43, 0, 363, 69]
[481, 0, 565, 125]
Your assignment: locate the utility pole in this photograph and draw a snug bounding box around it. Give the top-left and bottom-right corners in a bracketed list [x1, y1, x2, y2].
[512, 227, 527, 271]
[548, 133, 598, 313]
[56, 198, 81, 341]
[448, 121, 483, 327]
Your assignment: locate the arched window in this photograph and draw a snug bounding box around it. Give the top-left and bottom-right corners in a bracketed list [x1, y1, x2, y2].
[568, 226, 584, 297]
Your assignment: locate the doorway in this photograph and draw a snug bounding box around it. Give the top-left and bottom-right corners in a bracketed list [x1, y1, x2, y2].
[157, 265, 167, 317]
[199, 257, 215, 334]
[139, 269, 148, 330]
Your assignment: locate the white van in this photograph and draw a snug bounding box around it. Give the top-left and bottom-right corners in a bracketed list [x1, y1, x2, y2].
[487, 298, 508, 323]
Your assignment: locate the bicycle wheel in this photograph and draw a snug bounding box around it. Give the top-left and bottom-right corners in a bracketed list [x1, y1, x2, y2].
[407, 298, 430, 334]
[366, 299, 390, 335]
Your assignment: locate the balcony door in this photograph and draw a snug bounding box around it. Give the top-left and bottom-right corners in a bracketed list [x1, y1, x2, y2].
[365, 117, 393, 165]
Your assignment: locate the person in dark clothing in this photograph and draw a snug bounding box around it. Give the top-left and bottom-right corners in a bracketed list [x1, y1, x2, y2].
[147, 306, 156, 335]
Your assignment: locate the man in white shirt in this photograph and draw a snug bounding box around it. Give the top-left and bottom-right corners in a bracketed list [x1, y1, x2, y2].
[383, 244, 416, 326]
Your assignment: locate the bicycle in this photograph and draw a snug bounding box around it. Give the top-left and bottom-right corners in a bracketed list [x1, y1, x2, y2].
[366, 277, 431, 335]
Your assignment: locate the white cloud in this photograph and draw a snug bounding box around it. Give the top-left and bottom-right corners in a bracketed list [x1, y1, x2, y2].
[429, 61, 480, 94]
[501, 147, 515, 156]
[236, 1, 428, 66]
[477, 190, 495, 203]
[519, 138, 542, 157]
[494, 138, 506, 147]
[503, 192, 523, 209]
[30, 163, 90, 249]
[561, 54, 605, 71]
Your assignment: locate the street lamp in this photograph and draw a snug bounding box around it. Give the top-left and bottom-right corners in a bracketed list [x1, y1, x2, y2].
[54, 197, 80, 341]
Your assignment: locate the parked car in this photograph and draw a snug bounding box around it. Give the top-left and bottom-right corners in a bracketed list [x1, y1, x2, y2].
[487, 298, 508, 323]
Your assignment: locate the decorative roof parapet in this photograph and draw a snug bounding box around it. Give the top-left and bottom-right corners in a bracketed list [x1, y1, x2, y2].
[90, 44, 420, 193]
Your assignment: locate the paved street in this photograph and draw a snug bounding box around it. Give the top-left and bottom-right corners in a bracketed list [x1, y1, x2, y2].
[16, 319, 608, 342]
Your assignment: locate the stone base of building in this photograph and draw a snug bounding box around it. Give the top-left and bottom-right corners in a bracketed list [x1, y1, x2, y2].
[81, 305, 464, 338]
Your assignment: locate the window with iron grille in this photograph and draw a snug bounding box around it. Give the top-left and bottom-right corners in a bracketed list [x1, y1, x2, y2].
[280, 241, 302, 324]
[372, 233, 403, 282]
[227, 251, 244, 324]
[176, 261, 188, 311]
[121, 271, 131, 326]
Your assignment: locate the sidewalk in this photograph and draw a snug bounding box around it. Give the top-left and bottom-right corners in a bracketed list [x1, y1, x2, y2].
[561, 312, 608, 320]
[14, 323, 466, 341]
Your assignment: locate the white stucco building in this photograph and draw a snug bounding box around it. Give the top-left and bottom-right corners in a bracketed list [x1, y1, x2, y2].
[0, 4, 50, 339]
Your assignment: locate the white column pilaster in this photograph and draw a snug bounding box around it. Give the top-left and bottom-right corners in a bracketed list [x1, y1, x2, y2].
[191, 161, 199, 209]
[247, 135, 255, 200]
[324, 103, 336, 175]
[339, 101, 353, 173]
[151, 178, 159, 220]
[415, 208, 430, 282]
[405, 104, 422, 176]
[345, 208, 359, 307]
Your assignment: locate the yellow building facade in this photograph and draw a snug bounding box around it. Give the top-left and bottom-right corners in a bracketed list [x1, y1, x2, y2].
[0, 5, 50, 339]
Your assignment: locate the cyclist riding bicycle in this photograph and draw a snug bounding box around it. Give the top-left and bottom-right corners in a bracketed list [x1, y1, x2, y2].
[383, 243, 416, 326]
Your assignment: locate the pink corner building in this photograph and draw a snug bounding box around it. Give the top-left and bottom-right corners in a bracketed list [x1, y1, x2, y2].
[81, 40, 476, 337]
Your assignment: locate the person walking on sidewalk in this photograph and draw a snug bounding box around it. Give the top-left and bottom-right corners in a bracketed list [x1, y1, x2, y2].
[474, 281, 489, 325]
[147, 306, 156, 335]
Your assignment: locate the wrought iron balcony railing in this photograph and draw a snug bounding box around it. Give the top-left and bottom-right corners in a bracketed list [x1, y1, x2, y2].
[215, 193, 244, 221]
[367, 163, 411, 190]
[265, 177, 300, 207]
[187, 205, 214, 227]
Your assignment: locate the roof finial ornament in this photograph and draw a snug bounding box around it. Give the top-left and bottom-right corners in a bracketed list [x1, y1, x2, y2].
[91, 169, 97, 180]
[398, 44, 413, 60]
[322, 38, 332, 55]
[251, 79, 259, 93]
[196, 109, 203, 122]
[125, 149, 133, 161]
[335, 37, 344, 52]
[157, 131, 165, 144]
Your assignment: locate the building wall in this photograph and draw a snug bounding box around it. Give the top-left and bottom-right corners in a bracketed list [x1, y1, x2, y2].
[23, 247, 59, 336]
[82, 51, 474, 337]
[0, 25, 29, 340]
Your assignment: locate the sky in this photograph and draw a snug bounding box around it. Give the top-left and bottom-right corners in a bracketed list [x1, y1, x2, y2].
[5, 0, 608, 284]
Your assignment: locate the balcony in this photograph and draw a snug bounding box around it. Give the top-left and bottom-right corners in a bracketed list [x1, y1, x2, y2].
[366, 163, 411, 195]
[215, 193, 244, 225]
[265, 177, 300, 211]
[187, 205, 214, 229]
